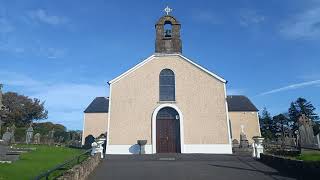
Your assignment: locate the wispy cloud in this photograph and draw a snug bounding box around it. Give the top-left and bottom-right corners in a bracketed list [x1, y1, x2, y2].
[280, 7, 320, 40]
[257, 80, 320, 96]
[227, 88, 245, 95]
[0, 71, 107, 130]
[192, 11, 221, 25]
[28, 9, 68, 26]
[239, 10, 265, 27]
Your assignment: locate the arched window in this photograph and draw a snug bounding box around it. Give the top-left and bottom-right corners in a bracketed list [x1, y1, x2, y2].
[159, 69, 175, 101]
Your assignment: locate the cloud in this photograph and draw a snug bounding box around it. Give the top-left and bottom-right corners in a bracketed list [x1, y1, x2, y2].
[257, 80, 320, 96]
[227, 88, 245, 95]
[239, 10, 265, 27]
[192, 11, 221, 25]
[0, 71, 107, 130]
[28, 9, 68, 26]
[280, 7, 320, 40]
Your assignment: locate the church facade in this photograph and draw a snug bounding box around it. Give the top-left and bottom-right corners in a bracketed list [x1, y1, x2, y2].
[82, 12, 261, 154]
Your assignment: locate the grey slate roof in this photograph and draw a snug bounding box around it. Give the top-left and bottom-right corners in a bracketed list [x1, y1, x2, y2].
[227, 95, 258, 112]
[84, 97, 109, 113]
[84, 95, 258, 113]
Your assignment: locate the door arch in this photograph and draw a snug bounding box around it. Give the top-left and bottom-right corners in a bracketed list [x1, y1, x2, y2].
[152, 104, 184, 153]
[156, 107, 180, 153]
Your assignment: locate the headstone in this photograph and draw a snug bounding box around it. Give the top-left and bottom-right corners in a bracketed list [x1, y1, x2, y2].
[25, 124, 34, 144]
[33, 133, 41, 144]
[2, 128, 12, 144]
[83, 135, 95, 149]
[298, 114, 316, 148]
[48, 129, 55, 145]
[239, 125, 249, 149]
[10, 124, 16, 143]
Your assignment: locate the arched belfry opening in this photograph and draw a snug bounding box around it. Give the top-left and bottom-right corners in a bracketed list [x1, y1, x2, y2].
[155, 8, 182, 54]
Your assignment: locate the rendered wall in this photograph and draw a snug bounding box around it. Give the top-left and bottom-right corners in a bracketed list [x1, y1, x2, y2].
[108, 55, 230, 148]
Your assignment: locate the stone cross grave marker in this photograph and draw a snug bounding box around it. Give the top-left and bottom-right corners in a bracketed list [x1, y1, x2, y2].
[26, 124, 34, 144]
[298, 114, 316, 148]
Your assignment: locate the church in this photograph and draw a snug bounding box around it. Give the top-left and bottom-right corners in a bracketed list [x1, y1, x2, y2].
[82, 8, 261, 154]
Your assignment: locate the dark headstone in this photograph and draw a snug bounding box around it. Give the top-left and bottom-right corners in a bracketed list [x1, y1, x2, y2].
[83, 135, 95, 149]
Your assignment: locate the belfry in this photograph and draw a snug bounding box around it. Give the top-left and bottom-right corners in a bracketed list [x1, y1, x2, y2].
[155, 6, 182, 54]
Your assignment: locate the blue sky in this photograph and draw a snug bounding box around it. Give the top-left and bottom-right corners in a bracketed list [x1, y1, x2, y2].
[1, 0, 320, 130]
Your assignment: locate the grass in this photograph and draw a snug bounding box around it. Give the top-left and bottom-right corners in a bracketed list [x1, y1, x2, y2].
[296, 151, 320, 162]
[0, 144, 86, 180]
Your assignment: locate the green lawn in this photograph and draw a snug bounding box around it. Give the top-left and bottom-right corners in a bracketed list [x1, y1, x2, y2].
[0, 144, 85, 180]
[297, 151, 320, 161]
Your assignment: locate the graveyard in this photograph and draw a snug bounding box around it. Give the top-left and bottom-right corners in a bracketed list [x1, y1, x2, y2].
[0, 144, 85, 180]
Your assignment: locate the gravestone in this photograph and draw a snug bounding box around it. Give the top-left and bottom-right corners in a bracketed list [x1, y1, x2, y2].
[33, 133, 41, 144]
[25, 124, 34, 144]
[10, 124, 16, 143]
[48, 129, 55, 145]
[298, 114, 316, 148]
[83, 135, 95, 149]
[2, 127, 12, 144]
[239, 125, 249, 149]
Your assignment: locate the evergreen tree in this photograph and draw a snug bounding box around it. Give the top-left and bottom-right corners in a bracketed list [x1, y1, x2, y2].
[259, 108, 275, 140]
[288, 97, 319, 133]
[272, 113, 289, 138]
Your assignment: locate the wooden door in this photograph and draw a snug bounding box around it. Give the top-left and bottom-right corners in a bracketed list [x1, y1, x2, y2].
[156, 119, 180, 153]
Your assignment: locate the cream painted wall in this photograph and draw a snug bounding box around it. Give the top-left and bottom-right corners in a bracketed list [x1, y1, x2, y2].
[229, 111, 261, 144]
[82, 113, 108, 145]
[108, 55, 229, 146]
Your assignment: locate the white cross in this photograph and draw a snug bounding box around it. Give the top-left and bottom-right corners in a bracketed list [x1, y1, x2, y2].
[164, 6, 173, 15]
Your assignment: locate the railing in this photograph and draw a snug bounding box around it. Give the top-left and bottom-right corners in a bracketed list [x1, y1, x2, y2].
[33, 148, 92, 180]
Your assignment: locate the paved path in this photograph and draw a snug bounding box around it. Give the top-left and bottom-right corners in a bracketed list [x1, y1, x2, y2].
[88, 154, 297, 180]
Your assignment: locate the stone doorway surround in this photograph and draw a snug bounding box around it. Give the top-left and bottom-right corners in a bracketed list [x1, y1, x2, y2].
[152, 103, 184, 154]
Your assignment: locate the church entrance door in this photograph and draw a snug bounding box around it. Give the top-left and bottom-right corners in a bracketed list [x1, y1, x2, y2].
[156, 107, 181, 153]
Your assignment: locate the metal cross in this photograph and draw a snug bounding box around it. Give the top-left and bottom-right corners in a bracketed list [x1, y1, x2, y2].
[164, 6, 173, 15]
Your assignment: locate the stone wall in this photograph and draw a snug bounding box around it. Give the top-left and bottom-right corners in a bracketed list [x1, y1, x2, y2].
[57, 153, 101, 180]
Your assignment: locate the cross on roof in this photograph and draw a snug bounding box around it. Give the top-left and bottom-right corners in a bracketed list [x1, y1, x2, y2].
[164, 6, 173, 15]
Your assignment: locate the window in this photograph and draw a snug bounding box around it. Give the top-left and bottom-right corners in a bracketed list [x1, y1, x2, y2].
[159, 69, 175, 101]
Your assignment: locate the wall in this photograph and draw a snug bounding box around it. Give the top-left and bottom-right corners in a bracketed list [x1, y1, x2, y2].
[229, 111, 261, 144]
[82, 113, 108, 145]
[57, 153, 101, 180]
[108, 55, 230, 153]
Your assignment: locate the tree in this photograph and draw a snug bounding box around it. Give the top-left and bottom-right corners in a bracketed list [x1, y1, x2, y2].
[259, 108, 275, 140]
[1, 92, 48, 126]
[272, 113, 289, 138]
[288, 97, 319, 132]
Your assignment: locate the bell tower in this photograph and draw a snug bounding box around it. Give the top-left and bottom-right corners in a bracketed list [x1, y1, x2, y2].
[155, 6, 182, 54]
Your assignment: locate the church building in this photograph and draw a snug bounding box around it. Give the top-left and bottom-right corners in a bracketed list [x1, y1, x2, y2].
[82, 8, 261, 154]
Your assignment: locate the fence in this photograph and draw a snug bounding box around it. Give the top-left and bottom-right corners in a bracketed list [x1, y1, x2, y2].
[33, 148, 92, 180]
